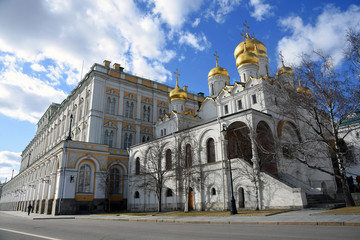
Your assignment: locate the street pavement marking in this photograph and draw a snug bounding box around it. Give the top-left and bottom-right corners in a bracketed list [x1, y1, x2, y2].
[0, 228, 61, 240]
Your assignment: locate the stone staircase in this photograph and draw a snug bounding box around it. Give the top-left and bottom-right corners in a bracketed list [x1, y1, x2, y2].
[306, 194, 345, 209]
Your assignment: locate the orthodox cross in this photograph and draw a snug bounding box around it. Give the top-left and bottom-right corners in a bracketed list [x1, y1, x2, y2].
[214, 51, 219, 67]
[240, 30, 246, 41]
[243, 20, 250, 35]
[174, 69, 180, 80]
[279, 51, 285, 66]
[174, 69, 180, 86]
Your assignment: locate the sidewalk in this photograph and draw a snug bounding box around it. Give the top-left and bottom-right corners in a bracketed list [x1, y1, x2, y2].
[2, 209, 360, 227]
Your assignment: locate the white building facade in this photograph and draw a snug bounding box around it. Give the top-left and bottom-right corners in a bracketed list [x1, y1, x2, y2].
[0, 61, 203, 215]
[127, 29, 337, 212]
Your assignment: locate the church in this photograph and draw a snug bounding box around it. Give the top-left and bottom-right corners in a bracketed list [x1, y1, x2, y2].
[0, 25, 337, 214]
[127, 27, 337, 212]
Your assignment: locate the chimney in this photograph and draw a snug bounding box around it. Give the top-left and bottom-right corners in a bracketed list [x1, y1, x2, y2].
[113, 63, 120, 71]
[103, 60, 111, 68]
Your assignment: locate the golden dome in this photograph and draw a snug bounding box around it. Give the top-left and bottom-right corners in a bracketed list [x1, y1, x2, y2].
[277, 52, 294, 77]
[208, 66, 229, 78]
[236, 43, 259, 67]
[169, 76, 187, 101]
[234, 33, 267, 59]
[297, 79, 312, 96]
[208, 53, 229, 78]
[276, 65, 294, 77]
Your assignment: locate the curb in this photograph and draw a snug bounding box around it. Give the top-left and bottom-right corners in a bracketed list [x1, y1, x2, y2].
[74, 217, 360, 227]
[33, 217, 75, 220]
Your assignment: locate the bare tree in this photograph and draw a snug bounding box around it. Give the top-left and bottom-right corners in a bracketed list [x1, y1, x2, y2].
[136, 140, 171, 212]
[286, 51, 360, 206]
[98, 168, 112, 212]
[173, 130, 201, 212]
[346, 29, 360, 78]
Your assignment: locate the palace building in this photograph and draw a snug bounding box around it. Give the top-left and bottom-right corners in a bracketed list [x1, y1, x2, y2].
[1, 25, 338, 214]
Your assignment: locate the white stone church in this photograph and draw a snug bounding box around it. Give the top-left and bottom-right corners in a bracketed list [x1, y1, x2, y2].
[0, 26, 337, 214]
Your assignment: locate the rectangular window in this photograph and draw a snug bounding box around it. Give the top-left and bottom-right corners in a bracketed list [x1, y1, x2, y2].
[252, 94, 257, 104]
[224, 105, 229, 114]
[164, 128, 166, 135]
[237, 100, 243, 110]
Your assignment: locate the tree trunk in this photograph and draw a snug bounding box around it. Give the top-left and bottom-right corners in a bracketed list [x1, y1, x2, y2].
[335, 151, 355, 206]
[330, 116, 355, 207]
[157, 188, 162, 212]
[184, 177, 189, 212]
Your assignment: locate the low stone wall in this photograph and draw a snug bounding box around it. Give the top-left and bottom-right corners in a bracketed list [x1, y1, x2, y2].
[351, 193, 360, 206]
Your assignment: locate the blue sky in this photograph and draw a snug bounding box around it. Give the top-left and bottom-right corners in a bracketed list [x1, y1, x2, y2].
[1, 0, 360, 182]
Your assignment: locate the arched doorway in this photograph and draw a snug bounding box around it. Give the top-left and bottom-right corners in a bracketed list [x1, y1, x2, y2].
[256, 121, 277, 175]
[238, 187, 245, 208]
[188, 187, 194, 210]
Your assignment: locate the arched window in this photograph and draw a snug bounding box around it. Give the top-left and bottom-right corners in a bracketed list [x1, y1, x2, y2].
[206, 138, 215, 163]
[125, 101, 130, 117]
[106, 97, 111, 114]
[110, 98, 116, 114]
[130, 102, 134, 118]
[110, 167, 121, 194]
[211, 187, 216, 195]
[142, 136, 146, 143]
[78, 164, 92, 193]
[134, 191, 140, 198]
[104, 130, 110, 145]
[124, 133, 133, 149]
[143, 105, 147, 120]
[166, 188, 173, 197]
[135, 157, 140, 175]
[109, 130, 114, 148]
[147, 106, 151, 122]
[166, 149, 172, 170]
[185, 144, 192, 168]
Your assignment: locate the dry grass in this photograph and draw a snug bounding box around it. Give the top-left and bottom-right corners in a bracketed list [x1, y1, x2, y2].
[98, 209, 291, 217]
[155, 209, 290, 217]
[98, 212, 159, 216]
[320, 206, 360, 215]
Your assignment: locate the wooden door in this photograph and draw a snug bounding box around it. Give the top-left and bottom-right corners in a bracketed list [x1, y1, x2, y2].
[188, 188, 194, 210]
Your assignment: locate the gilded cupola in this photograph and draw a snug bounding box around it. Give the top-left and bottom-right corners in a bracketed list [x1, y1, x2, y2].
[169, 69, 187, 101]
[234, 23, 268, 61]
[276, 52, 294, 77]
[208, 52, 229, 79]
[296, 78, 312, 96]
[235, 42, 259, 67]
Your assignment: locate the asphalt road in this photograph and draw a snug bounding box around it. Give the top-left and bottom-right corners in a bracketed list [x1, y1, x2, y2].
[0, 212, 359, 240]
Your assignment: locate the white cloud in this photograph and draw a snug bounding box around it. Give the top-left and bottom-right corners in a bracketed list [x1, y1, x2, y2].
[151, 0, 203, 28]
[0, 0, 203, 123]
[30, 63, 46, 72]
[249, 0, 274, 21]
[0, 151, 21, 183]
[192, 18, 201, 27]
[0, 54, 67, 123]
[206, 0, 241, 24]
[277, 4, 360, 67]
[179, 32, 211, 51]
